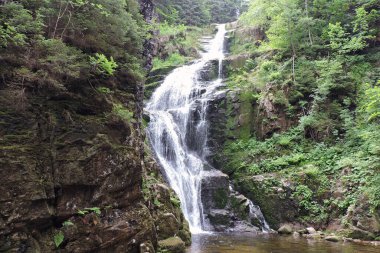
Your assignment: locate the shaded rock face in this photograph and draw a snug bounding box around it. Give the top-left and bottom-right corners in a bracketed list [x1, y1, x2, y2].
[205, 89, 228, 167]
[0, 87, 154, 252]
[254, 83, 294, 139]
[343, 196, 380, 240]
[200, 170, 261, 232]
[234, 174, 299, 230]
[0, 1, 189, 252]
[143, 155, 191, 248]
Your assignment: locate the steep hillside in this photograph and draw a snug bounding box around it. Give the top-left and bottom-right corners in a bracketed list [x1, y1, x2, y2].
[211, 0, 380, 240]
[0, 0, 188, 252]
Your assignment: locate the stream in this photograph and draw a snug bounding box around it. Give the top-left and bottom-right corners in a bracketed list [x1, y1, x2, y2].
[186, 233, 379, 253]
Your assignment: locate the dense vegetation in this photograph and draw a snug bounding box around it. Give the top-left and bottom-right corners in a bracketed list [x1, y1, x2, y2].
[222, 0, 380, 228]
[0, 0, 146, 94]
[155, 0, 247, 25]
[149, 0, 248, 71]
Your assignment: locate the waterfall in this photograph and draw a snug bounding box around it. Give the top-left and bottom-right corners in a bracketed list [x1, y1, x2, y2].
[248, 200, 271, 233]
[146, 24, 227, 233]
[147, 24, 271, 234]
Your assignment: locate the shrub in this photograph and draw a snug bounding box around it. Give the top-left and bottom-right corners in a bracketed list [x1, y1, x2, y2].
[90, 53, 118, 76]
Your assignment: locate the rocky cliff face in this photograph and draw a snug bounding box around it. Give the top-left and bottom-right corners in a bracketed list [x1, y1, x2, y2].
[0, 1, 189, 252]
[0, 84, 154, 252]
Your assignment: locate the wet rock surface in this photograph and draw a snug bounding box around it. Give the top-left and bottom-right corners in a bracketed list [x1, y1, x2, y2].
[199, 170, 262, 232]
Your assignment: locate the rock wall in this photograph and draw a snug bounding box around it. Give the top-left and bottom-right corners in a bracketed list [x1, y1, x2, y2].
[0, 84, 154, 252]
[0, 1, 189, 252]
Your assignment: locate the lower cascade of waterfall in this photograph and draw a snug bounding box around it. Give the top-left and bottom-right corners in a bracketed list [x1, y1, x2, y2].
[146, 24, 270, 234]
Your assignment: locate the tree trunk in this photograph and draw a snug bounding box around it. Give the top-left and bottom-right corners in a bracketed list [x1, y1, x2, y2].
[305, 0, 313, 45]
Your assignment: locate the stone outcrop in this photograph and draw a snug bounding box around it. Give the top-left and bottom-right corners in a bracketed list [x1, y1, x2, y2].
[0, 85, 156, 252]
[199, 170, 262, 232]
[0, 1, 190, 252]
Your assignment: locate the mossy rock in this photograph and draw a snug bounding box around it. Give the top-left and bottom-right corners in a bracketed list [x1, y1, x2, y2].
[208, 209, 231, 227]
[213, 188, 228, 209]
[345, 227, 376, 240]
[278, 224, 293, 234]
[235, 175, 299, 229]
[156, 213, 180, 240]
[158, 237, 185, 253]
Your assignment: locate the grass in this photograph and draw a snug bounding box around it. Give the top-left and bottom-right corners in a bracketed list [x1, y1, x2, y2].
[152, 53, 190, 71]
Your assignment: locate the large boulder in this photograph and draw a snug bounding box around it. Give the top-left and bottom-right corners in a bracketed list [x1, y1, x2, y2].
[235, 174, 299, 229]
[343, 196, 380, 240]
[158, 237, 186, 253]
[208, 209, 232, 230]
[201, 170, 230, 211]
[278, 224, 293, 235]
[156, 213, 180, 240]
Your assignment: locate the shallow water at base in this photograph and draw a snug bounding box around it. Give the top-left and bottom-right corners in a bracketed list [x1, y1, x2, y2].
[186, 233, 379, 253]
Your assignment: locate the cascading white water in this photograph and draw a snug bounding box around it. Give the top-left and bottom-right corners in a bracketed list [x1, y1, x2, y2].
[146, 24, 227, 233]
[248, 200, 271, 232]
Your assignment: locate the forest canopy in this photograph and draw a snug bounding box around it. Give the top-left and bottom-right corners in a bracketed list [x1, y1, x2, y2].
[0, 0, 146, 92]
[154, 0, 248, 25]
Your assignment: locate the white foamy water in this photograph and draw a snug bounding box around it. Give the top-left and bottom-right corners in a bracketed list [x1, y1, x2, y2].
[146, 25, 226, 233]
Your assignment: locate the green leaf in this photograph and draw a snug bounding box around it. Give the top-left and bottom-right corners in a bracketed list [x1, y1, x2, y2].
[85, 207, 101, 215]
[54, 231, 64, 248]
[63, 221, 74, 227]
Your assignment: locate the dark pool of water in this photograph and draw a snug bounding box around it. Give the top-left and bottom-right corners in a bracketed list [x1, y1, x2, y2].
[186, 233, 380, 253]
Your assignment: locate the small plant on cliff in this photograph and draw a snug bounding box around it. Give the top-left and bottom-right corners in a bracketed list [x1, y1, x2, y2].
[62, 220, 74, 227]
[97, 86, 112, 94]
[53, 231, 64, 248]
[77, 207, 101, 216]
[90, 53, 118, 76]
[170, 196, 181, 208]
[113, 104, 134, 122]
[153, 198, 162, 207]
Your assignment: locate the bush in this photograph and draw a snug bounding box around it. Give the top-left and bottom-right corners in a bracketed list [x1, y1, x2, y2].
[90, 53, 118, 76]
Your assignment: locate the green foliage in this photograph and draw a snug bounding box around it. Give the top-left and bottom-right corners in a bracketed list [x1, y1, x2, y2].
[77, 207, 101, 216]
[155, 0, 245, 25]
[0, 0, 146, 89]
[86, 207, 101, 215]
[153, 53, 188, 70]
[362, 82, 380, 122]
[157, 22, 188, 36]
[170, 196, 181, 208]
[153, 198, 162, 207]
[63, 221, 74, 227]
[113, 104, 134, 121]
[97, 86, 112, 94]
[90, 53, 118, 76]
[53, 231, 64, 248]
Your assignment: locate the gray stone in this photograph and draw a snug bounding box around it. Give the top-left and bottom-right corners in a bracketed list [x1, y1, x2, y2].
[208, 209, 232, 228]
[278, 224, 293, 234]
[325, 236, 341, 242]
[306, 227, 317, 234]
[200, 170, 229, 211]
[139, 241, 155, 253]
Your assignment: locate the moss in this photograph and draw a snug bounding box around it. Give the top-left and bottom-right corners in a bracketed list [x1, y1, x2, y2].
[213, 188, 228, 209]
[230, 197, 248, 220]
[158, 237, 185, 253]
